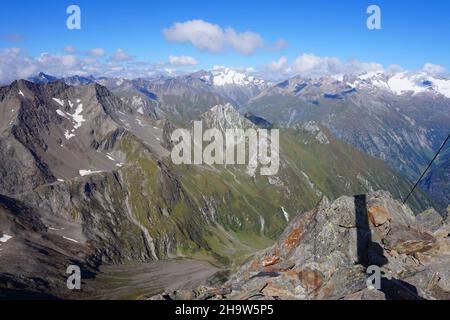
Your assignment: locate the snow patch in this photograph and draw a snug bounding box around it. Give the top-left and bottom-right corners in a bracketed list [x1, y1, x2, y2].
[64, 130, 75, 140]
[79, 169, 102, 176]
[52, 98, 64, 106]
[18, 90, 24, 97]
[63, 236, 79, 243]
[62, 103, 85, 140]
[388, 73, 426, 95]
[56, 109, 70, 119]
[71, 104, 85, 129]
[0, 234, 12, 243]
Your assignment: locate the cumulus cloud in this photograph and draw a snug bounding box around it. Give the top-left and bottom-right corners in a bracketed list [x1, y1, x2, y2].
[0, 48, 155, 84]
[87, 48, 106, 57]
[422, 62, 446, 76]
[266, 56, 288, 71]
[64, 45, 77, 54]
[256, 53, 386, 80]
[0, 48, 89, 83]
[111, 48, 134, 62]
[387, 64, 404, 74]
[168, 55, 198, 66]
[163, 19, 263, 55]
[289, 53, 384, 78]
[272, 39, 289, 51]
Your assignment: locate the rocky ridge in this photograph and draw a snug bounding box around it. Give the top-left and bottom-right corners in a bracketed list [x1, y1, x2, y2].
[152, 191, 450, 300]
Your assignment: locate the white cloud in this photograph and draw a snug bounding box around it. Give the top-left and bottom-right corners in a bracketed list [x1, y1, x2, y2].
[422, 62, 446, 76]
[256, 53, 386, 80]
[273, 39, 288, 51]
[224, 27, 263, 55]
[111, 48, 134, 62]
[289, 53, 384, 77]
[168, 55, 199, 66]
[387, 64, 404, 74]
[87, 48, 106, 57]
[64, 45, 77, 54]
[267, 56, 288, 71]
[0, 48, 90, 83]
[163, 19, 263, 55]
[0, 48, 185, 84]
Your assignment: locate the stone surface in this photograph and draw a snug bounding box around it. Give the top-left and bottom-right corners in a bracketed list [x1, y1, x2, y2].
[416, 208, 444, 232]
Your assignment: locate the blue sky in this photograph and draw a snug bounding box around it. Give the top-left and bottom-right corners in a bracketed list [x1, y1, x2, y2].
[0, 0, 449, 81]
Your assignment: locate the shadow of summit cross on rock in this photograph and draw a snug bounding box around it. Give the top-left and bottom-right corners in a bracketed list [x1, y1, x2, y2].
[354, 194, 371, 267]
[353, 194, 423, 300]
[354, 194, 388, 268]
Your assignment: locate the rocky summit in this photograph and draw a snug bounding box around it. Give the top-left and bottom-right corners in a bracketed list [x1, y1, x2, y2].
[152, 191, 450, 300]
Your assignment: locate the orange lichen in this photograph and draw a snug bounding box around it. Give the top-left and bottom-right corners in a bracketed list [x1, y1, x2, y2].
[368, 206, 391, 227]
[298, 268, 324, 293]
[284, 225, 304, 250]
[262, 255, 280, 267]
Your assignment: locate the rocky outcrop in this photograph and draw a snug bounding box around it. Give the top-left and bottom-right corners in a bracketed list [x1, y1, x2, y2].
[152, 191, 450, 300]
[416, 208, 445, 232]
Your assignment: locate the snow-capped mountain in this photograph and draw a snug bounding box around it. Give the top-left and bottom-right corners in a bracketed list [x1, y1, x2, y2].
[350, 71, 450, 98]
[245, 71, 450, 196]
[192, 67, 269, 107]
[200, 67, 267, 87]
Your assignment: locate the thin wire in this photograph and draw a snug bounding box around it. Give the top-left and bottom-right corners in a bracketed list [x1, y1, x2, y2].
[403, 133, 450, 204]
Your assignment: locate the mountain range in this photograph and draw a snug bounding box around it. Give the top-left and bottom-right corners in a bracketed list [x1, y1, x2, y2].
[0, 68, 448, 299]
[27, 69, 450, 207]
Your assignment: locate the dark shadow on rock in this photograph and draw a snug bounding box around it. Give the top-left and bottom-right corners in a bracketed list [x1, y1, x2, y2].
[354, 195, 423, 300]
[368, 241, 388, 267]
[380, 278, 424, 300]
[249, 271, 280, 279]
[355, 195, 388, 267]
[354, 195, 371, 267]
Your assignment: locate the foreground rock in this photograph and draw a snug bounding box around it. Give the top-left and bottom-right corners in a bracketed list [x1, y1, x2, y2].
[151, 191, 450, 300]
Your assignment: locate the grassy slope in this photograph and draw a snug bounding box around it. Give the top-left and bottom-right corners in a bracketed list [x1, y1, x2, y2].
[109, 124, 434, 267]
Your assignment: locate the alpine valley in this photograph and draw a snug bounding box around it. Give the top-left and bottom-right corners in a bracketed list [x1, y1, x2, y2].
[0, 67, 449, 300]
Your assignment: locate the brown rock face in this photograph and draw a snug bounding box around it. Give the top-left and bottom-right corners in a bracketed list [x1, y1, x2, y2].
[384, 225, 436, 255]
[262, 255, 280, 267]
[284, 226, 304, 251]
[368, 206, 391, 227]
[298, 267, 325, 294]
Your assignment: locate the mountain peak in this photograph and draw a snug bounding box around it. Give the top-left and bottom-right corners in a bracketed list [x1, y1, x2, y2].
[197, 68, 266, 87]
[201, 103, 255, 130]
